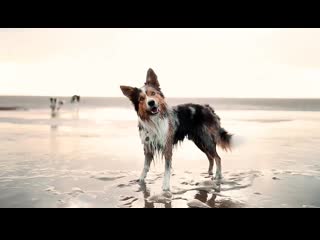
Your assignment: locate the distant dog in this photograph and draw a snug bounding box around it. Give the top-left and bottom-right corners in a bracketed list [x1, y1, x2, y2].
[50, 98, 64, 118]
[71, 95, 80, 104]
[70, 95, 80, 119]
[120, 68, 232, 192]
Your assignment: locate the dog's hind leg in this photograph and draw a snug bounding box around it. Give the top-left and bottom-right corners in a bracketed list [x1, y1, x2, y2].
[207, 154, 215, 176]
[214, 148, 223, 180]
[139, 148, 153, 183]
[196, 139, 223, 180]
[193, 139, 216, 176]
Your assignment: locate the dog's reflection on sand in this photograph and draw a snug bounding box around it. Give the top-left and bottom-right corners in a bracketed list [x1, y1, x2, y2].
[126, 176, 246, 208]
[136, 177, 250, 208]
[139, 182, 172, 208]
[138, 180, 225, 208]
[50, 124, 58, 131]
[194, 190, 218, 208]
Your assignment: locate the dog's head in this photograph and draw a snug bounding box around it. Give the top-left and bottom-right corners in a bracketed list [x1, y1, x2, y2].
[71, 95, 80, 103]
[120, 68, 167, 120]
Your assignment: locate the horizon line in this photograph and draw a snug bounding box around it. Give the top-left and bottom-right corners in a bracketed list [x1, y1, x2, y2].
[0, 94, 320, 100]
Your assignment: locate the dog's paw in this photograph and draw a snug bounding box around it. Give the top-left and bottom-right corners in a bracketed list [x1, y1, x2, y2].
[139, 178, 147, 184]
[162, 185, 171, 192]
[162, 191, 173, 198]
[214, 175, 223, 180]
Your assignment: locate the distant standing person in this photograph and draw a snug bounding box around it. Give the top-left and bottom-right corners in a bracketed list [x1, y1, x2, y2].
[50, 98, 64, 118]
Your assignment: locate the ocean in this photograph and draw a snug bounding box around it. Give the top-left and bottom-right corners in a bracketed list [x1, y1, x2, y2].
[0, 96, 320, 208]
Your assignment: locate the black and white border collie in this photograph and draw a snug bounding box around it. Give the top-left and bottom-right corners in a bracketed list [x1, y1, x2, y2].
[71, 95, 81, 104]
[120, 68, 232, 192]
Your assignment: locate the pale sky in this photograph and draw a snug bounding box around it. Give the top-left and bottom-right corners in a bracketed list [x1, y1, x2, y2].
[1, 28, 320, 98]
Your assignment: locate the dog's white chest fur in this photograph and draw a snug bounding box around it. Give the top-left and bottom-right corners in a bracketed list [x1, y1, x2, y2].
[139, 116, 169, 151]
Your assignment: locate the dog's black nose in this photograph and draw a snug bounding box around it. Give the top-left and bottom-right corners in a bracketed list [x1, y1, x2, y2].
[148, 100, 155, 107]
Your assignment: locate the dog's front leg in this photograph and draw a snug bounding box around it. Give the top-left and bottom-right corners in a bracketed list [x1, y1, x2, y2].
[162, 158, 172, 192]
[139, 148, 153, 183]
[162, 146, 173, 192]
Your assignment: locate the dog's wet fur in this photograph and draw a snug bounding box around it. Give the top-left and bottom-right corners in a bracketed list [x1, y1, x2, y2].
[120, 68, 232, 191]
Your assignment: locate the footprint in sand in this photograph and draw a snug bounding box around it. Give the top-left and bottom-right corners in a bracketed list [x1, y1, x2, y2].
[67, 187, 85, 197]
[118, 196, 138, 208]
[117, 183, 129, 188]
[44, 186, 61, 195]
[91, 175, 125, 181]
[119, 196, 135, 201]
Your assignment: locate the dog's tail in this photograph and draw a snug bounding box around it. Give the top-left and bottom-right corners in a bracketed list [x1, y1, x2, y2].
[217, 128, 233, 152]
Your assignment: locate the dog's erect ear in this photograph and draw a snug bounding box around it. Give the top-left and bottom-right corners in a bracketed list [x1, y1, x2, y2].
[145, 68, 160, 89]
[120, 85, 137, 101]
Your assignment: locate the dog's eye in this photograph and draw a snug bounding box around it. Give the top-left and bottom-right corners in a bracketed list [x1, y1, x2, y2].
[151, 91, 156, 96]
[139, 96, 145, 101]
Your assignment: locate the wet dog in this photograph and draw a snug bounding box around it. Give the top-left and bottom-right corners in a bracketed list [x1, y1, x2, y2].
[120, 68, 232, 191]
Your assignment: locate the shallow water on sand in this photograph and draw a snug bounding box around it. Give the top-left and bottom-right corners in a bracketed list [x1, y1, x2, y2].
[1, 98, 320, 208]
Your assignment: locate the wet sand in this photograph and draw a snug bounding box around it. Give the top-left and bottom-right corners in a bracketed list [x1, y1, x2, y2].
[2, 166, 320, 208]
[0, 108, 320, 208]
